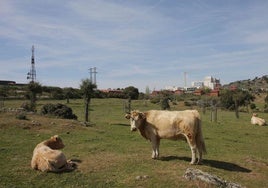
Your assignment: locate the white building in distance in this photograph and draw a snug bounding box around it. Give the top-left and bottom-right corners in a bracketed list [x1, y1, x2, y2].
[192, 76, 221, 90]
[204, 76, 221, 89]
[165, 86, 179, 91]
[191, 81, 204, 89]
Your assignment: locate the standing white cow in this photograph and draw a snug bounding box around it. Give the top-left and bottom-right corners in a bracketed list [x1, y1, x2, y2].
[125, 110, 206, 165]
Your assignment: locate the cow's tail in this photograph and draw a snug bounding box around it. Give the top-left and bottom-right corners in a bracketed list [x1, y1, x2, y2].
[196, 116, 207, 154]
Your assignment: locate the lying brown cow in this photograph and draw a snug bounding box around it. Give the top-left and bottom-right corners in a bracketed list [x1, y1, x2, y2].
[125, 110, 206, 165]
[31, 135, 75, 172]
[251, 113, 266, 126]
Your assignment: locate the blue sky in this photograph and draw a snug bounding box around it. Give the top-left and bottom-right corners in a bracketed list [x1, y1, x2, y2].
[0, 0, 268, 92]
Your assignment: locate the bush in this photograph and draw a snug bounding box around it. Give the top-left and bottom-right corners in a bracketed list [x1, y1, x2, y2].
[184, 100, 197, 107]
[16, 112, 27, 120]
[250, 103, 256, 110]
[150, 97, 160, 104]
[41, 103, 77, 119]
[160, 98, 170, 110]
[21, 102, 35, 112]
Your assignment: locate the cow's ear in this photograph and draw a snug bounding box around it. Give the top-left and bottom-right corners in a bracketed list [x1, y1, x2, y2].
[125, 114, 131, 119]
[51, 135, 59, 141]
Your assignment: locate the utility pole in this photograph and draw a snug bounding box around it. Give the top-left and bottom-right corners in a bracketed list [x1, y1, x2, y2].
[88, 67, 97, 85]
[184, 72, 187, 87]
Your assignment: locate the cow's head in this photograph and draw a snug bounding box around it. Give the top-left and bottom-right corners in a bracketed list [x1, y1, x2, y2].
[125, 110, 146, 131]
[47, 135, 65, 149]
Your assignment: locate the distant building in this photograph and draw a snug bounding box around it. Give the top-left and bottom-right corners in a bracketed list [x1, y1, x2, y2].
[194, 89, 204, 96]
[209, 89, 220, 97]
[101, 88, 123, 94]
[151, 90, 162, 96]
[165, 86, 179, 91]
[191, 76, 221, 90]
[174, 89, 184, 95]
[184, 87, 196, 93]
[192, 81, 204, 89]
[0, 80, 16, 85]
[203, 76, 221, 90]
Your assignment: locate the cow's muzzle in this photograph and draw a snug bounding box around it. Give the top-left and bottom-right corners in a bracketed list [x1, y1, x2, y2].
[131, 127, 137, 132]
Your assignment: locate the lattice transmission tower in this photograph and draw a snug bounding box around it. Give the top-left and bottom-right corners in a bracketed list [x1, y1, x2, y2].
[27, 45, 36, 83]
[89, 67, 97, 85]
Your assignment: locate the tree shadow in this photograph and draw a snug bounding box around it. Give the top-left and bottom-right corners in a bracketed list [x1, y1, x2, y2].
[160, 156, 251, 173]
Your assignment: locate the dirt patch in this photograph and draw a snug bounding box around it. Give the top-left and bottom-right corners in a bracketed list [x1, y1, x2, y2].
[77, 152, 127, 173]
[245, 157, 268, 167]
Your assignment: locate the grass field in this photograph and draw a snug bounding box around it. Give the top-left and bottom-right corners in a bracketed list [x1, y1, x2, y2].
[0, 98, 268, 187]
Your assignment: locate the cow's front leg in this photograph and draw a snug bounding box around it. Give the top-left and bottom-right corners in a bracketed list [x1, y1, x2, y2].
[190, 146, 197, 165]
[151, 137, 160, 159]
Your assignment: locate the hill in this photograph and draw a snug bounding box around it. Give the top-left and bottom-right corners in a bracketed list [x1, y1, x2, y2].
[223, 75, 268, 92]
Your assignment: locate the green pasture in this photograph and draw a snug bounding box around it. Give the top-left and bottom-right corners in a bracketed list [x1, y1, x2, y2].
[0, 99, 268, 187]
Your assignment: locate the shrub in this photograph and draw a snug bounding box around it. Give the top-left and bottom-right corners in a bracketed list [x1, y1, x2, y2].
[21, 102, 35, 112]
[41, 103, 77, 119]
[250, 103, 256, 110]
[16, 112, 27, 120]
[184, 101, 195, 107]
[160, 97, 170, 110]
[150, 97, 160, 104]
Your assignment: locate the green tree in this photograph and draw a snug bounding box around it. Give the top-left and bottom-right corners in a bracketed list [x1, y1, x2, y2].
[80, 79, 96, 123]
[51, 87, 64, 100]
[63, 87, 73, 103]
[220, 89, 234, 110]
[26, 82, 42, 111]
[124, 86, 139, 99]
[0, 86, 9, 97]
[220, 89, 254, 118]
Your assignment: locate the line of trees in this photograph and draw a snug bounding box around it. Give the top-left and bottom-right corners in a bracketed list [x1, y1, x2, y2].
[1, 80, 267, 122]
[0, 84, 140, 100]
[0, 81, 140, 123]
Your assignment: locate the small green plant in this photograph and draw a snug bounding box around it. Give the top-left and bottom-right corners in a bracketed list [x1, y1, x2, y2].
[250, 103, 256, 110]
[16, 112, 27, 120]
[21, 101, 35, 112]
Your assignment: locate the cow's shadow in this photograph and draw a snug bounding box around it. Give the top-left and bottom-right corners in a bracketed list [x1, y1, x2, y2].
[160, 156, 251, 173]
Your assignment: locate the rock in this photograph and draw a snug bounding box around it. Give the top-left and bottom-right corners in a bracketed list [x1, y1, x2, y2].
[184, 168, 244, 188]
[31, 120, 41, 126]
[135, 175, 149, 181]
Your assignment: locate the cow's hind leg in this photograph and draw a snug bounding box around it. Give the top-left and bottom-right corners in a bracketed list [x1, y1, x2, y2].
[196, 147, 203, 164]
[151, 137, 160, 159]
